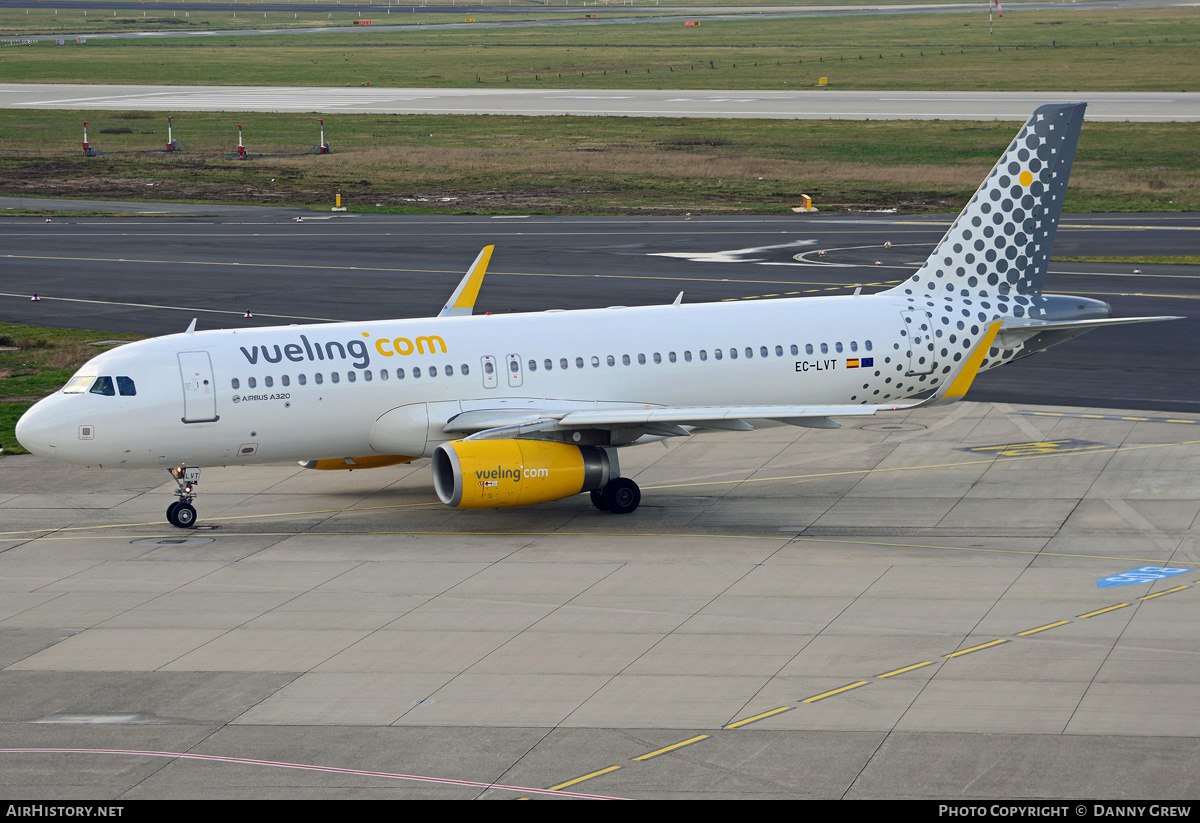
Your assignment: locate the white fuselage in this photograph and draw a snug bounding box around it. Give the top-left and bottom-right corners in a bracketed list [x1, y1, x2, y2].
[16, 293, 990, 468]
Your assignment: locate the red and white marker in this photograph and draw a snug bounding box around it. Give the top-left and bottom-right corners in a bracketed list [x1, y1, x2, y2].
[237, 124, 246, 160]
[318, 119, 329, 154]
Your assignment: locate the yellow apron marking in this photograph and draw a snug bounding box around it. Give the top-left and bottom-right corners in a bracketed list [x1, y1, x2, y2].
[1139, 585, 1189, 601]
[802, 681, 869, 703]
[945, 639, 1009, 658]
[632, 735, 710, 761]
[548, 765, 622, 791]
[876, 661, 934, 678]
[1077, 603, 1130, 619]
[1017, 621, 1072, 636]
[724, 707, 793, 729]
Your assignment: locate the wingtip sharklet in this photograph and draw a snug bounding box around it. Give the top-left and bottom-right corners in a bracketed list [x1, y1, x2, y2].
[438, 245, 494, 318]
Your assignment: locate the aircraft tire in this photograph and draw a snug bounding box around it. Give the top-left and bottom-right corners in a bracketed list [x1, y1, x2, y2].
[589, 490, 608, 510]
[601, 478, 640, 514]
[169, 503, 197, 529]
[166, 501, 180, 524]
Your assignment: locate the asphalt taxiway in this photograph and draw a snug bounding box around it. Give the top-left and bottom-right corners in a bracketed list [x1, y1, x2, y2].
[1, 208, 1197, 411]
[0, 208, 1198, 799]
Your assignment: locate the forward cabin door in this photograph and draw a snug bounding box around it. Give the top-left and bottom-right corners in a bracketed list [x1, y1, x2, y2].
[178, 351, 219, 423]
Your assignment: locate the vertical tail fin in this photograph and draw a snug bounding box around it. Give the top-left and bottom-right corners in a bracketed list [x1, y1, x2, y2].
[886, 103, 1086, 300]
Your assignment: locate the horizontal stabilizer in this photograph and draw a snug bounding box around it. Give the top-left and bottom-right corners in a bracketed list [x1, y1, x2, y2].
[1001, 315, 1182, 332]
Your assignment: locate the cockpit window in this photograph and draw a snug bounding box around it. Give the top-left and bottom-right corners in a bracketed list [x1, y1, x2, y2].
[89, 376, 115, 396]
[116, 376, 136, 396]
[62, 375, 94, 394]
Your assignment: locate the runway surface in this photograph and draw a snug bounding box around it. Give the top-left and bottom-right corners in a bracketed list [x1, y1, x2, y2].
[1, 207, 1196, 411]
[5, 84, 1198, 121]
[1, 207, 1198, 799]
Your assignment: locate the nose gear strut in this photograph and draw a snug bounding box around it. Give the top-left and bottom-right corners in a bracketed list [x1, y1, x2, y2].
[167, 465, 200, 528]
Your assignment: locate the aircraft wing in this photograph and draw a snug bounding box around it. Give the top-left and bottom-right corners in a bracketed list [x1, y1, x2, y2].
[445, 322, 1002, 441]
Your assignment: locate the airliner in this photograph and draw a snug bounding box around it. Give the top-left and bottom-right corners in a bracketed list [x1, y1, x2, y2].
[15, 103, 1178, 527]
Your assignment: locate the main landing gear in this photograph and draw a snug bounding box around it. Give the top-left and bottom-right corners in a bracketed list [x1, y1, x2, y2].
[167, 465, 201, 528]
[589, 477, 641, 514]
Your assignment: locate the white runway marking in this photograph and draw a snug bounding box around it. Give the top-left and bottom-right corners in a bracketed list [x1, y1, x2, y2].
[0, 748, 626, 799]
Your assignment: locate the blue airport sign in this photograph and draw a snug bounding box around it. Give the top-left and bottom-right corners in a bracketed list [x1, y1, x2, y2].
[1097, 566, 1192, 588]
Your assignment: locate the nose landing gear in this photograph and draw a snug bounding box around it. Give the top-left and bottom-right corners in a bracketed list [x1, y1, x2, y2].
[168, 465, 200, 528]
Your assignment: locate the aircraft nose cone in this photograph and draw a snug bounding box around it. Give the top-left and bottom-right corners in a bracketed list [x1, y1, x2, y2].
[15, 402, 60, 458]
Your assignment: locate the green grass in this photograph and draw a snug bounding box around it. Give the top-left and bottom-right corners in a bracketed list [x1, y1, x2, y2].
[0, 323, 145, 456]
[1, 9, 1196, 90]
[0, 110, 1195, 214]
[0, 7, 590, 36]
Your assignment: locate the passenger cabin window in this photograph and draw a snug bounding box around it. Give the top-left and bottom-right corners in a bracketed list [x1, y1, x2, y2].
[806, 344, 814, 355]
[116, 376, 136, 396]
[282, 374, 291, 386]
[231, 378, 241, 390]
[331, 372, 340, 384]
[413, 367, 421, 378]
[265, 376, 274, 388]
[347, 371, 356, 383]
[820, 343, 829, 354]
[89, 376, 115, 396]
[299, 374, 307, 385]
[248, 377, 257, 389]
[380, 370, 388, 381]
[314, 373, 323, 385]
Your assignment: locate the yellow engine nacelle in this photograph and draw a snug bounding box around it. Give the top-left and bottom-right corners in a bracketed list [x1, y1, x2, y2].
[300, 455, 418, 471]
[432, 439, 612, 509]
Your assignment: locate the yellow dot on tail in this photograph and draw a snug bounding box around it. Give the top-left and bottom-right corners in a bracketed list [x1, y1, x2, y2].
[1019, 170, 1034, 187]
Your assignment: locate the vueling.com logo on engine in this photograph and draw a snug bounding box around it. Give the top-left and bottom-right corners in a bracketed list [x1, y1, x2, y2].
[238, 331, 448, 370]
[476, 465, 551, 483]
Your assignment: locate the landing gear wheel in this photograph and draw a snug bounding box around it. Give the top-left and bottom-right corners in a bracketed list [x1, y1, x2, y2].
[590, 490, 608, 511]
[168, 503, 197, 529]
[601, 477, 640, 514]
[166, 501, 180, 523]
